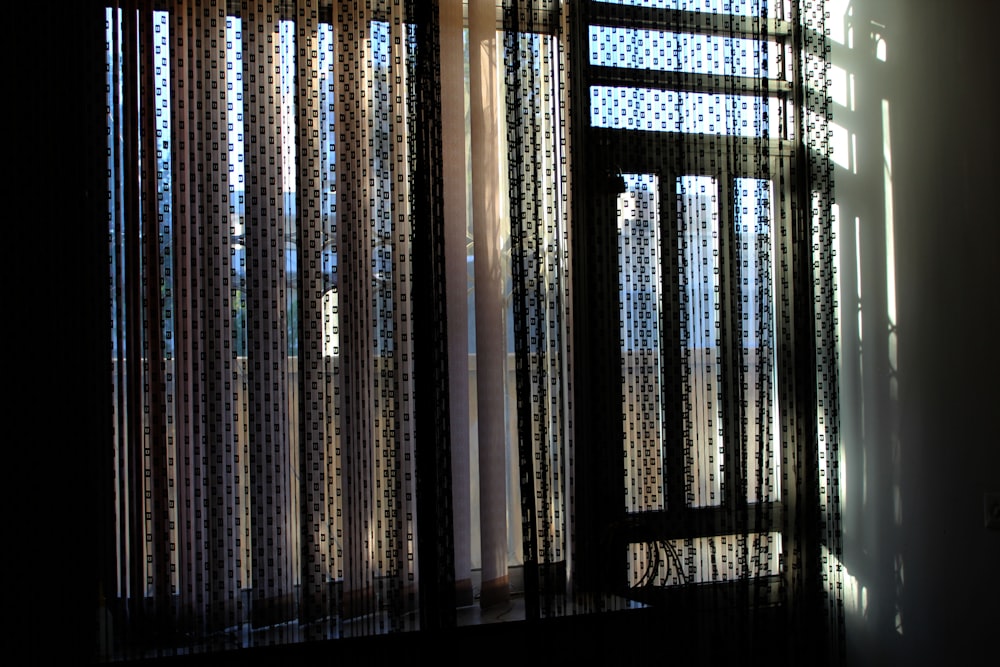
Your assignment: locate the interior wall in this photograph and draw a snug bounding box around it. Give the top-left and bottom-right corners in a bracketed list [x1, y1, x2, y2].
[831, 1, 1000, 664]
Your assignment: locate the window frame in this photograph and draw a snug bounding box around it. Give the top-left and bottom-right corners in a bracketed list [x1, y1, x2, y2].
[568, 0, 817, 606]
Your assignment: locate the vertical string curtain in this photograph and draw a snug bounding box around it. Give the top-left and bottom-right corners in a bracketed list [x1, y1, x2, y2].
[100, 0, 841, 663]
[569, 0, 842, 662]
[104, 0, 450, 655]
[501, 0, 571, 621]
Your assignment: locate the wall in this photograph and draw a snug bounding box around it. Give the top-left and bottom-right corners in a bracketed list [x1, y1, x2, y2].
[831, 1, 1000, 664]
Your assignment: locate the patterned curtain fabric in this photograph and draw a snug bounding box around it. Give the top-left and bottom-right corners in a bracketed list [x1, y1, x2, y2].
[98, 0, 841, 662]
[105, 0, 449, 650]
[561, 1, 842, 661]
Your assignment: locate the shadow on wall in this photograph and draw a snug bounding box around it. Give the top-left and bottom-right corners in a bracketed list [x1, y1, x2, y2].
[827, 1, 905, 663]
[832, 1, 1000, 664]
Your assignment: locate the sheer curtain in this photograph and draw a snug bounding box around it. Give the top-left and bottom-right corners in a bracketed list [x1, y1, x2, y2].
[104, 0, 453, 651]
[565, 1, 842, 661]
[95, 0, 841, 662]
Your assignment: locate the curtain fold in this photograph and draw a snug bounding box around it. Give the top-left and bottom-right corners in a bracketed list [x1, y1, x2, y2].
[99, 0, 841, 662]
[502, 0, 573, 619]
[104, 0, 450, 655]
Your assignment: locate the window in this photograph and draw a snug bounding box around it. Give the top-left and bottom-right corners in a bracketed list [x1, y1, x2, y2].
[97, 0, 841, 662]
[569, 0, 838, 617]
[103, 0, 572, 651]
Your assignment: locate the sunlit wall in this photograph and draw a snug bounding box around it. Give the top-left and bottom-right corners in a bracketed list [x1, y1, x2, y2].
[831, 1, 1000, 664]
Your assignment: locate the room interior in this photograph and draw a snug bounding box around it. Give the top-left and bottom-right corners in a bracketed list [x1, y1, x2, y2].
[17, 1, 998, 665]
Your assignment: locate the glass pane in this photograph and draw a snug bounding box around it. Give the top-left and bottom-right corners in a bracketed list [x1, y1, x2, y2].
[279, 19, 298, 358]
[619, 174, 666, 513]
[227, 16, 247, 356]
[590, 86, 777, 136]
[677, 175, 723, 507]
[226, 18, 300, 358]
[593, 0, 790, 19]
[734, 178, 780, 502]
[318, 22, 339, 358]
[627, 532, 781, 588]
[589, 26, 781, 79]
